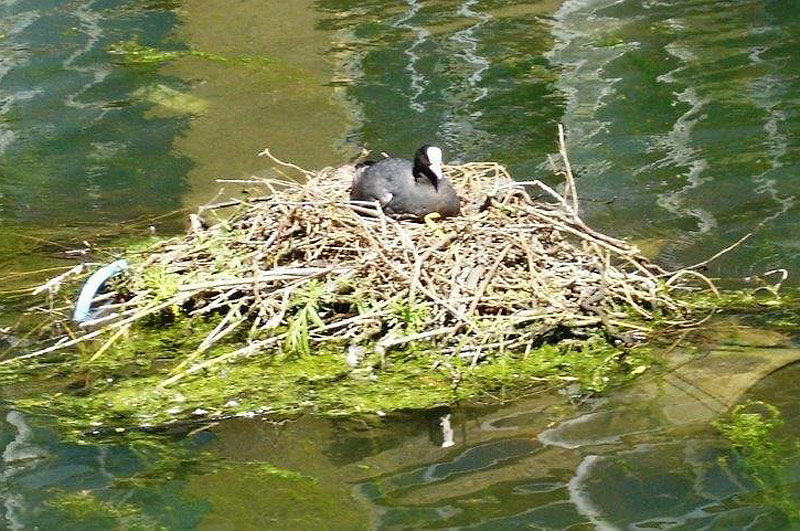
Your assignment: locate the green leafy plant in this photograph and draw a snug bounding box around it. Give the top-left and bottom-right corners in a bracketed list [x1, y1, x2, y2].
[389, 299, 428, 334]
[285, 280, 330, 357]
[140, 265, 179, 302]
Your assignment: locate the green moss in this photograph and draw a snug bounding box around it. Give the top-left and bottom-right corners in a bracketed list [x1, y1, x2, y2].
[284, 280, 331, 357]
[42, 445, 239, 528]
[389, 299, 429, 334]
[184, 460, 366, 529]
[139, 265, 181, 302]
[108, 40, 269, 67]
[9, 268, 794, 440]
[38, 442, 330, 529]
[47, 490, 166, 530]
[593, 34, 625, 48]
[11, 316, 656, 438]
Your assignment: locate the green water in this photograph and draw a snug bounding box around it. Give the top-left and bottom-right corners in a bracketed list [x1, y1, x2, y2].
[1, 0, 799, 528]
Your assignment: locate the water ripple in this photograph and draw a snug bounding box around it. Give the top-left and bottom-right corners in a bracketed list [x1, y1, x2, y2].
[392, 0, 429, 113]
[62, 0, 111, 120]
[439, 0, 493, 158]
[0, 9, 39, 156]
[450, 0, 491, 103]
[548, 0, 800, 275]
[651, 84, 716, 236]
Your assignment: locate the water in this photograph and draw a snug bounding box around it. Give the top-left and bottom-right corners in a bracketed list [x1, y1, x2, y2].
[3, 343, 800, 528]
[1, 0, 799, 528]
[0, 0, 190, 226]
[550, 0, 800, 278]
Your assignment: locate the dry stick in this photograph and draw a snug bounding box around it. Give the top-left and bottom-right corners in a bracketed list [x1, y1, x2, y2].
[509, 185, 637, 252]
[518, 204, 630, 257]
[347, 208, 403, 268]
[666, 269, 721, 297]
[190, 288, 247, 317]
[448, 247, 464, 302]
[264, 287, 294, 329]
[262, 205, 298, 250]
[0, 264, 84, 282]
[680, 232, 753, 273]
[408, 233, 458, 302]
[450, 327, 543, 358]
[87, 324, 130, 363]
[0, 315, 54, 359]
[608, 319, 652, 332]
[258, 147, 315, 178]
[467, 244, 511, 317]
[163, 304, 395, 387]
[386, 210, 418, 269]
[538, 157, 649, 283]
[31, 264, 86, 296]
[78, 306, 137, 329]
[518, 235, 564, 310]
[616, 281, 654, 319]
[557, 123, 579, 215]
[1, 295, 191, 366]
[178, 267, 350, 292]
[167, 303, 248, 377]
[379, 326, 458, 348]
[346, 212, 454, 330]
[160, 335, 283, 387]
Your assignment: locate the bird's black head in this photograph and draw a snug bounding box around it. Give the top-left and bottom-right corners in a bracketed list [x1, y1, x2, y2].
[413, 144, 444, 190]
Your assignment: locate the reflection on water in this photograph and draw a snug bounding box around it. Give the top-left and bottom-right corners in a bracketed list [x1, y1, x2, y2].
[319, 0, 565, 171]
[0, 407, 208, 529]
[165, 0, 352, 208]
[2, 328, 800, 527]
[393, 0, 430, 113]
[1, 0, 798, 275]
[0, 0, 191, 226]
[550, 0, 800, 279]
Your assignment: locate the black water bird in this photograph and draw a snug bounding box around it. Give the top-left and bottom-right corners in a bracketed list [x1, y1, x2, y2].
[350, 145, 460, 219]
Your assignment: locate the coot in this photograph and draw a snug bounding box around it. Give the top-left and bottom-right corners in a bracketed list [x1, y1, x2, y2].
[350, 145, 460, 218]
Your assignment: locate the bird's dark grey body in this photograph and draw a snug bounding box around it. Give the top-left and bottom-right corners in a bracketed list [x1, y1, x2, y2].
[350, 146, 460, 219]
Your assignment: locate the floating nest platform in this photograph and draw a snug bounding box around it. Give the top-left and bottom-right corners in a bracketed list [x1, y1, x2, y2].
[11, 138, 717, 392]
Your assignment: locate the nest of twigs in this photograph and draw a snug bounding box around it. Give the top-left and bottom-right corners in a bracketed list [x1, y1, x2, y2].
[14, 134, 718, 385]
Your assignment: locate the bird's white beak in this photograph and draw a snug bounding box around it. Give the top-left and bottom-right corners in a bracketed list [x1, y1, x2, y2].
[430, 161, 443, 182]
[426, 146, 443, 189]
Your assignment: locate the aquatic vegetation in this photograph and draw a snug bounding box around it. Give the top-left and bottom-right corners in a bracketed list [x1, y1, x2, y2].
[1, 142, 724, 436]
[139, 265, 181, 303]
[688, 287, 800, 333]
[9, 319, 653, 437]
[134, 84, 208, 115]
[389, 298, 429, 334]
[48, 490, 166, 530]
[108, 40, 269, 67]
[41, 442, 314, 529]
[714, 400, 800, 522]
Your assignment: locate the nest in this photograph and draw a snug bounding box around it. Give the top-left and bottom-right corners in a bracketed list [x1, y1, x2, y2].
[12, 138, 717, 386]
